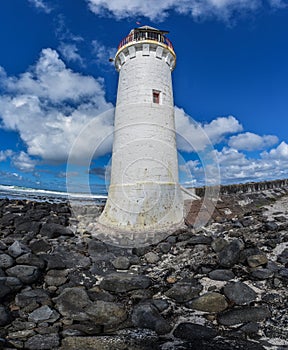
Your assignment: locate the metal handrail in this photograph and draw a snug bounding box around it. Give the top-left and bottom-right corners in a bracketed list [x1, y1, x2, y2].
[118, 32, 174, 51]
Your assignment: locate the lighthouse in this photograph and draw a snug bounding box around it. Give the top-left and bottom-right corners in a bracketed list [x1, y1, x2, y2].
[98, 26, 184, 243]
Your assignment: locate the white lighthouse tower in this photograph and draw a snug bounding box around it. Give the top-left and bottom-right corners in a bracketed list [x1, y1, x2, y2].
[98, 26, 184, 243]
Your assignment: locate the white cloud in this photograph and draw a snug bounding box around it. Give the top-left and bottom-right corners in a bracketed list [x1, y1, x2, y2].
[92, 40, 116, 65]
[0, 48, 114, 164]
[12, 152, 37, 172]
[0, 149, 13, 162]
[262, 141, 288, 160]
[86, 0, 283, 22]
[228, 132, 278, 151]
[186, 142, 288, 185]
[175, 107, 243, 152]
[58, 43, 84, 65]
[28, 0, 52, 13]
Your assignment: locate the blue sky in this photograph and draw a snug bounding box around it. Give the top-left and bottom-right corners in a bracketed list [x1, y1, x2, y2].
[0, 0, 288, 192]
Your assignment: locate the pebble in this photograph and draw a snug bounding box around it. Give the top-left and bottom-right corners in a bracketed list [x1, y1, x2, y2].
[208, 269, 235, 281]
[174, 322, 218, 340]
[223, 281, 257, 305]
[247, 254, 268, 268]
[218, 306, 271, 326]
[100, 273, 151, 293]
[187, 292, 228, 312]
[218, 239, 243, 268]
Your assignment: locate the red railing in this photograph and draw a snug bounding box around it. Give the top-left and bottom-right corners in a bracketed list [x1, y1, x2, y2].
[117, 31, 174, 51]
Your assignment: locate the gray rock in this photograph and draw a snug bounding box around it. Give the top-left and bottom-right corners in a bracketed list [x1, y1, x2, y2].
[16, 252, 45, 269]
[40, 223, 74, 238]
[208, 269, 235, 281]
[6, 264, 40, 284]
[0, 277, 22, 298]
[16, 289, 50, 308]
[45, 269, 68, 286]
[165, 279, 202, 303]
[85, 300, 127, 326]
[0, 253, 14, 269]
[29, 239, 51, 253]
[186, 235, 212, 245]
[223, 281, 257, 305]
[100, 273, 151, 293]
[132, 303, 172, 335]
[53, 287, 91, 321]
[174, 322, 218, 340]
[251, 268, 274, 280]
[187, 292, 228, 312]
[239, 322, 260, 334]
[144, 252, 160, 264]
[265, 221, 278, 231]
[218, 306, 271, 326]
[277, 248, 288, 264]
[25, 334, 60, 350]
[112, 256, 131, 270]
[211, 238, 228, 253]
[28, 305, 60, 323]
[158, 242, 171, 253]
[247, 254, 268, 268]
[218, 239, 243, 268]
[8, 241, 30, 257]
[0, 305, 10, 326]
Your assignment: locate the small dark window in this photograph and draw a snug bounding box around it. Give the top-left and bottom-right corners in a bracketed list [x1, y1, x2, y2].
[153, 90, 160, 104]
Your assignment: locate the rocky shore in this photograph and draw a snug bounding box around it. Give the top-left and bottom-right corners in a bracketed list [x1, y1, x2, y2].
[0, 181, 288, 349]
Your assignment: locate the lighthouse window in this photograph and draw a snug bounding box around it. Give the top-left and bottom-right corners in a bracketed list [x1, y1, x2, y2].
[153, 90, 160, 104]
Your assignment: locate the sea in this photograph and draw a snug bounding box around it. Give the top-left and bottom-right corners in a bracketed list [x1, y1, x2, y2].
[0, 184, 107, 205]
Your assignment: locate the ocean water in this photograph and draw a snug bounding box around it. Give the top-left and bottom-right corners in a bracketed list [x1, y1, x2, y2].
[0, 184, 107, 205]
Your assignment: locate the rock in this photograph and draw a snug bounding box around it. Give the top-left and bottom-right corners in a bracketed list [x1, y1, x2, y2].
[112, 256, 131, 270]
[16, 252, 45, 269]
[100, 273, 151, 293]
[85, 300, 127, 326]
[265, 221, 278, 231]
[14, 221, 41, 234]
[186, 235, 212, 245]
[29, 239, 51, 253]
[211, 238, 228, 253]
[144, 252, 160, 264]
[247, 254, 268, 268]
[251, 268, 274, 280]
[223, 281, 257, 305]
[45, 269, 68, 286]
[174, 322, 218, 340]
[6, 265, 40, 284]
[8, 241, 30, 257]
[277, 248, 288, 264]
[218, 306, 271, 326]
[208, 269, 235, 281]
[132, 303, 172, 335]
[0, 305, 10, 326]
[25, 334, 60, 350]
[187, 292, 228, 313]
[53, 287, 91, 321]
[0, 277, 22, 298]
[15, 289, 50, 308]
[0, 253, 14, 269]
[44, 254, 66, 270]
[28, 305, 60, 323]
[40, 223, 74, 238]
[165, 279, 202, 303]
[218, 239, 243, 268]
[158, 242, 171, 253]
[239, 322, 260, 334]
